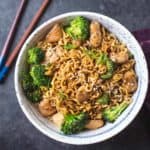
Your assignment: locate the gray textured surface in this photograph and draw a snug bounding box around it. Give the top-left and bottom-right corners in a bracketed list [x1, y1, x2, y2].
[0, 0, 150, 149]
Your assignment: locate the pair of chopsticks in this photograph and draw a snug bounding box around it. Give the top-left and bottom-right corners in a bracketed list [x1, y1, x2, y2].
[0, 0, 50, 82]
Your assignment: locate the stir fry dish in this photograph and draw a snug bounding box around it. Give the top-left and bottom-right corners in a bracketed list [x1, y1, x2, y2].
[21, 16, 138, 134]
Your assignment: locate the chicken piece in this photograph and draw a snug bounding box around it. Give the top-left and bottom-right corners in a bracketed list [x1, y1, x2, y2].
[123, 70, 137, 93]
[43, 46, 64, 64]
[46, 24, 62, 43]
[90, 21, 102, 48]
[85, 120, 104, 129]
[76, 86, 89, 102]
[52, 112, 64, 128]
[55, 46, 64, 57]
[38, 99, 56, 117]
[43, 48, 58, 64]
[110, 51, 129, 64]
[95, 113, 102, 119]
[76, 91, 89, 102]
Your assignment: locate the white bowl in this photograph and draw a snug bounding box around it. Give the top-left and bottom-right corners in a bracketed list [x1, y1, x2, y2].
[14, 12, 149, 145]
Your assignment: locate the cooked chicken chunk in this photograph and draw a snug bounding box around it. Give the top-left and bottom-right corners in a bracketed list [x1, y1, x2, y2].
[85, 120, 104, 129]
[43, 46, 64, 64]
[110, 51, 129, 64]
[76, 86, 89, 102]
[38, 99, 56, 117]
[76, 91, 89, 102]
[46, 24, 62, 43]
[52, 112, 64, 128]
[90, 21, 102, 47]
[123, 70, 137, 93]
[55, 46, 64, 57]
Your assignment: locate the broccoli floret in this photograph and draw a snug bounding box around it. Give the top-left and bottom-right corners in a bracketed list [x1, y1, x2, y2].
[102, 101, 129, 122]
[97, 93, 110, 105]
[65, 16, 89, 40]
[26, 89, 42, 103]
[61, 113, 88, 135]
[83, 49, 98, 59]
[27, 47, 44, 64]
[30, 65, 50, 87]
[22, 72, 36, 92]
[97, 53, 115, 80]
[100, 59, 114, 79]
[64, 43, 77, 50]
[21, 72, 42, 103]
[101, 72, 113, 79]
[106, 59, 114, 73]
[96, 53, 108, 65]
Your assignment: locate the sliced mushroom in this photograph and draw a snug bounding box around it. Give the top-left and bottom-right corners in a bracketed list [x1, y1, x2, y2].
[38, 99, 56, 117]
[46, 24, 62, 43]
[123, 70, 137, 93]
[90, 21, 102, 48]
[51, 112, 64, 128]
[85, 120, 104, 129]
[110, 51, 129, 64]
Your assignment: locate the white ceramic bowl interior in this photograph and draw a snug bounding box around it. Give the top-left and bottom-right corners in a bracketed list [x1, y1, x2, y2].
[15, 12, 148, 145]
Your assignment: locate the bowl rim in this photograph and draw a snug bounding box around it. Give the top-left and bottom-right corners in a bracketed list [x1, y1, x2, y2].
[14, 11, 149, 145]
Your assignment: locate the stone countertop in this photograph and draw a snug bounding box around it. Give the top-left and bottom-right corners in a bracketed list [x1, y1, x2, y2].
[0, 0, 150, 149]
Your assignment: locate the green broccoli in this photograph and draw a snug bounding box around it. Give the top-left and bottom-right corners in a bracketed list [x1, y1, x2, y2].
[21, 72, 42, 103]
[64, 43, 77, 50]
[65, 16, 89, 40]
[96, 53, 115, 80]
[102, 101, 129, 122]
[30, 65, 50, 87]
[83, 51, 114, 79]
[97, 93, 110, 105]
[22, 72, 36, 92]
[101, 59, 114, 79]
[101, 72, 113, 79]
[61, 113, 88, 135]
[96, 53, 108, 65]
[83, 49, 98, 60]
[27, 47, 44, 64]
[26, 89, 42, 103]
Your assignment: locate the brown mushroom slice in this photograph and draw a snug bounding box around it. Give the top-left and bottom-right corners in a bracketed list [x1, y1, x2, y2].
[52, 112, 64, 128]
[85, 120, 104, 129]
[123, 70, 138, 93]
[110, 51, 129, 64]
[38, 99, 56, 117]
[46, 24, 62, 43]
[90, 21, 102, 48]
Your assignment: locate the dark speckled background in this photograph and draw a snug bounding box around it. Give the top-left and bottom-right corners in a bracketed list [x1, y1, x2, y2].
[0, 0, 150, 149]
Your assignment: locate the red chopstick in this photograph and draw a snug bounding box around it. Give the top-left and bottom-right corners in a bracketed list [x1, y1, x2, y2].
[0, 0, 50, 82]
[0, 0, 26, 69]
